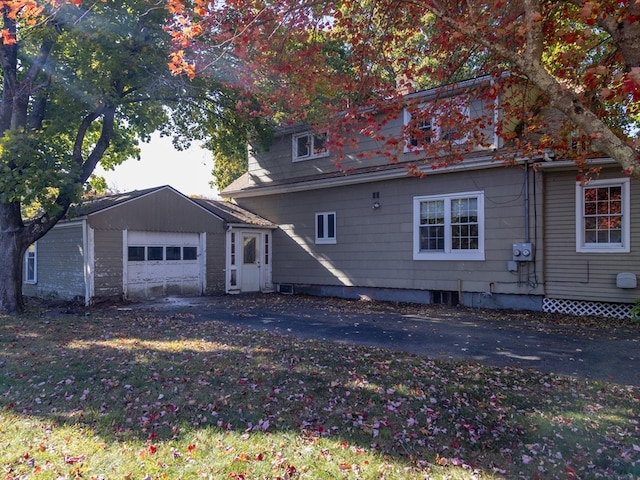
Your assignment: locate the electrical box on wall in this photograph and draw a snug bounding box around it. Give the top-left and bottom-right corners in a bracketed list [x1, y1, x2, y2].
[512, 242, 534, 262]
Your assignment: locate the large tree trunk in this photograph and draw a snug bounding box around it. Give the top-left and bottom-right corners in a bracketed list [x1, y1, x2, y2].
[0, 202, 29, 314]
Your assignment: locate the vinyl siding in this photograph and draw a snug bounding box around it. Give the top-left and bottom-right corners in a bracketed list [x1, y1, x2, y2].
[93, 229, 124, 299]
[236, 167, 544, 296]
[88, 188, 228, 298]
[205, 232, 226, 293]
[28, 223, 86, 301]
[87, 188, 224, 232]
[544, 169, 640, 303]
[248, 96, 496, 186]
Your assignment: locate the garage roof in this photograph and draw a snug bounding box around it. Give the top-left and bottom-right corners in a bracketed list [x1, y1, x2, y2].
[192, 198, 276, 227]
[66, 185, 275, 228]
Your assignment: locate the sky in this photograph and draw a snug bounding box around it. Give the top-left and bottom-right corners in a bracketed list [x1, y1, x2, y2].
[94, 133, 220, 198]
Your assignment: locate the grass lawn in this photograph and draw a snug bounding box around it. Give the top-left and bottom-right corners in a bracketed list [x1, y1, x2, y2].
[1, 302, 639, 479]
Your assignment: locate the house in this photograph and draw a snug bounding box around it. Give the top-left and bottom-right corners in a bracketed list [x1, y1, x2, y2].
[221, 76, 639, 318]
[22, 186, 276, 304]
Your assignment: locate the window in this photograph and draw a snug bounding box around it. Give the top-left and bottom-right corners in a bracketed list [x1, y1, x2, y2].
[404, 99, 470, 151]
[128, 246, 145, 261]
[147, 246, 164, 261]
[293, 131, 329, 161]
[316, 212, 336, 244]
[413, 192, 484, 260]
[24, 244, 37, 283]
[230, 232, 236, 266]
[243, 236, 257, 264]
[183, 246, 198, 260]
[166, 246, 181, 260]
[404, 108, 433, 151]
[128, 245, 198, 261]
[576, 178, 630, 253]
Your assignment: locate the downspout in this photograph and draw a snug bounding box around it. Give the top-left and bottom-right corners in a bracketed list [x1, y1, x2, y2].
[524, 162, 530, 243]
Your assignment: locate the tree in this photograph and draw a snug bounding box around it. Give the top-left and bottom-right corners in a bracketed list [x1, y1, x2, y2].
[0, 0, 240, 314]
[170, 0, 639, 175]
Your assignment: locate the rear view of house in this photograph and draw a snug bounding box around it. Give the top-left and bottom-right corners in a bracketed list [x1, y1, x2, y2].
[23, 186, 275, 304]
[221, 76, 640, 318]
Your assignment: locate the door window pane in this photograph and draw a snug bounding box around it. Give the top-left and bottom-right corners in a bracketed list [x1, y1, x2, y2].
[243, 237, 256, 264]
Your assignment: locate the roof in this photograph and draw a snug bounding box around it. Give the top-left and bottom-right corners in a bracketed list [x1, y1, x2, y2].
[220, 150, 502, 198]
[192, 198, 276, 227]
[68, 186, 164, 217]
[66, 185, 275, 227]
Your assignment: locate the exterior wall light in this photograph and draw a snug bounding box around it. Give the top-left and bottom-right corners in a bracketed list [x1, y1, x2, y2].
[372, 201, 381, 209]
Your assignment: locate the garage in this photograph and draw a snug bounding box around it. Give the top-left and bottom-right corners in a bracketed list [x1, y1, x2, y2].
[23, 186, 276, 305]
[125, 231, 204, 299]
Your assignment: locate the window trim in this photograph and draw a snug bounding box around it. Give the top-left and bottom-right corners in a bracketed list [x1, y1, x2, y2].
[292, 131, 329, 162]
[315, 211, 337, 245]
[575, 178, 630, 253]
[24, 243, 37, 284]
[413, 191, 485, 261]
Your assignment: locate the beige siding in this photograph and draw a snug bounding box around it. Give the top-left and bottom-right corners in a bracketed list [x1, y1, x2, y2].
[93, 229, 124, 299]
[237, 167, 544, 296]
[205, 232, 226, 293]
[88, 188, 223, 232]
[248, 96, 496, 186]
[88, 188, 229, 298]
[544, 169, 640, 303]
[28, 223, 86, 301]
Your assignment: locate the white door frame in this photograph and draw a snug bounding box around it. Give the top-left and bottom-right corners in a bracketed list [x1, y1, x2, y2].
[225, 227, 273, 294]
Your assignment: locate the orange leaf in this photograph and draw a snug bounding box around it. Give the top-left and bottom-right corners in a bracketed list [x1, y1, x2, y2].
[1, 29, 16, 45]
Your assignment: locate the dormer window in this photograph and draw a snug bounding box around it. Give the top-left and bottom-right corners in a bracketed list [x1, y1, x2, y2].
[293, 131, 329, 161]
[404, 98, 470, 152]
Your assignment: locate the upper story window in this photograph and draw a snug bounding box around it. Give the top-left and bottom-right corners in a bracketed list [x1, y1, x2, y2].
[576, 178, 630, 253]
[24, 244, 37, 283]
[316, 212, 336, 244]
[293, 131, 329, 161]
[413, 191, 485, 261]
[404, 98, 471, 152]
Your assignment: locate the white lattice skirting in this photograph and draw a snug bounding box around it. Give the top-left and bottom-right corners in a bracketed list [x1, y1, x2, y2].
[543, 298, 632, 319]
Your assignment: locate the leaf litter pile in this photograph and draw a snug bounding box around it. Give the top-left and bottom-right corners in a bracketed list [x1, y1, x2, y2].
[1, 300, 639, 479]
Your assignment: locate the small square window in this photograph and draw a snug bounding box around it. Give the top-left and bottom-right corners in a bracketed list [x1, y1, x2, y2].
[293, 131, 329, 161]
[166, 246, 182, 260]
[183, 246, 197, 260]
[147, 246, 163, 261]
[128, 246, 145, 261]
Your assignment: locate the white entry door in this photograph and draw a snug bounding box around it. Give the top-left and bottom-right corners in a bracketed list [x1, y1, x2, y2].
[240, 233, 261, 292]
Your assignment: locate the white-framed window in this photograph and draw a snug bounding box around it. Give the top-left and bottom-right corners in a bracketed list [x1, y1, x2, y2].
[315, 212, 336, 244]
[576, 178, 630, 253]
[404, 99, 470, 152]
[404, 108, 433, 151]
[24, 243, 37, 283]
[293, 131, 329, 161]
[413, 192, 485, 260]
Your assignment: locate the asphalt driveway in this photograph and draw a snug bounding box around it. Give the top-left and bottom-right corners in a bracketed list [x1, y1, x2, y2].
[125, 293, 640, 388]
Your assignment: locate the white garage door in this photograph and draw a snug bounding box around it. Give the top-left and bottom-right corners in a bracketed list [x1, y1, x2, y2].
[126, 231, 202, 299]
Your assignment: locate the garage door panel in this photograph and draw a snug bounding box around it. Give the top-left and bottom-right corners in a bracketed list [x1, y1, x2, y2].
[126, 231, 202, 299]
